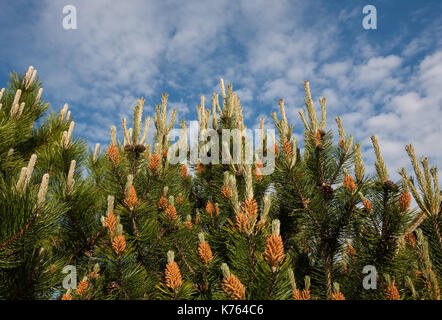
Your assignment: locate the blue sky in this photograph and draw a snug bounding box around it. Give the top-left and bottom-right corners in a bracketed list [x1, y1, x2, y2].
[1, 0, 441, 181]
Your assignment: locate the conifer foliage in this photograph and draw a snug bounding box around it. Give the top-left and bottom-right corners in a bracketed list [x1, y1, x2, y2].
[0, 67, 440, 300]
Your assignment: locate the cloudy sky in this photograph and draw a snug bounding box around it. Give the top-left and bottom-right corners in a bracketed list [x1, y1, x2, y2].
[0, 0, 441, 182]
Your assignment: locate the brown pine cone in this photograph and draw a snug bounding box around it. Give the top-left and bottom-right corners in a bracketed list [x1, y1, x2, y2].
[124, 144, 134, 152]
[384, 180, 398, 191]
[134, 144, 146, 153]
[107, 281, 120, 295]
[321, 183, 334, 199]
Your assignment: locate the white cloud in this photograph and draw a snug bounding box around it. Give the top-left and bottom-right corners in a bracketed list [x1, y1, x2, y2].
[320, 61, 351, 79]
[169, 101, 190, 117]
[347, 50, 442, 182]
[1, 0, 440, 194]
[355, 55, 402, 86]
[19, 0, 237, 145]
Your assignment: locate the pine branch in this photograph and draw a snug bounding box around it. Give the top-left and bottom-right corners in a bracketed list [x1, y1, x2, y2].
[290, 174, 322, 232]
[330, 151, 348, 185]
[174, 241, 195, 275]
[66, 228, 104, 264]
[406, 211, 426, 234]
[0, 207, 40, 250]
[116, 256, 130, 299]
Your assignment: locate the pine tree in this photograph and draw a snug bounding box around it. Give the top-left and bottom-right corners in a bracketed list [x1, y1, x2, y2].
[271, 81, 364, 299]
[399, 145, 441, 299]
[0, 67, 440, 300]
[342, 136, 414, 299]
[79, 95, 198, 299]
[0, 67, 81, 299]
